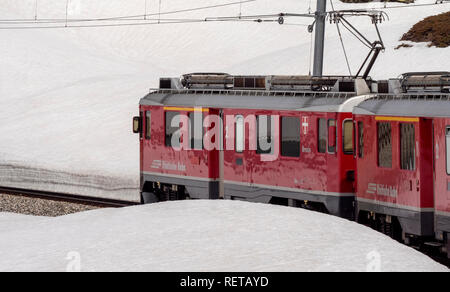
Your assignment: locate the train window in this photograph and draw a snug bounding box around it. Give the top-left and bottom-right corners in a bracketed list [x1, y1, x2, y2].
[328, 119, 337, 154]
[189, 112, 204, 150]
[400, 124, 416, 171]
[165, 111, 180, 148]
[343, 120, 354, 155]
[281, 117, 300, 157]
[378, 122, 392, 168]
[446, 127, 450, 175]
[256, 115, 273, 154]
[318, 118, 327, 153]
[358, 122, 364, 158]
[145, 111, 151, 140]
[235, 115, 244, 153]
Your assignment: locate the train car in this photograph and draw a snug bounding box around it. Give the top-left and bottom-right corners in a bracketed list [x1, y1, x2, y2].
[133, 93, 221, 203]
[353, 72, 450, 255]
[133, 73, 375, 218]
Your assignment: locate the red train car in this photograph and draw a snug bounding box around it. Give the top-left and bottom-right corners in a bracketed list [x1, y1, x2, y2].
[221, 107, 356, 218]
[133, 74, 374, 218]
[354, 92, 450, 253]
[135, 101, 222, 203]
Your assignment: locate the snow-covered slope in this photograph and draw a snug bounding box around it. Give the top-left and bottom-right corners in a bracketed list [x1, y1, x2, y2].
[0, 0, 449, 200]
[0, 200, 447, 272]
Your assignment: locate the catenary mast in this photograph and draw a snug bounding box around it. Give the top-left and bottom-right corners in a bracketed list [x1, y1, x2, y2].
[313, 0, 327, 77]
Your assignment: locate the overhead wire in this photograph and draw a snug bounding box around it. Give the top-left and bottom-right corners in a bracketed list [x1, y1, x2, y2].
[5, 0, 435, 35]
[0, 0, 258, 24]
[0, 15, 313, 30]
[0, 14, 311, 26]
[0, 17, 268, 30]
[2, 0, 447, 25]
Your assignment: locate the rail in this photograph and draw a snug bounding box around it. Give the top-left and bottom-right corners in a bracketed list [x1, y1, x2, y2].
[0, 186, 138, 208]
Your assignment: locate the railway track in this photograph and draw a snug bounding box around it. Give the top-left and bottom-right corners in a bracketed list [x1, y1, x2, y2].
[0, 186, 138, 208]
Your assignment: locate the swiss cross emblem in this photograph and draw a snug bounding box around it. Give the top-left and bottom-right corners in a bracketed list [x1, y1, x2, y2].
[302, 116, 309, 135]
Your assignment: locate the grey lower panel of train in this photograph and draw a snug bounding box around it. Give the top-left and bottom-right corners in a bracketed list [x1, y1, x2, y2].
[141, 173, 219, 202]
[224, 182, 355, 219]
[141, 172, 354, 219]
[357, 199, 434, 237]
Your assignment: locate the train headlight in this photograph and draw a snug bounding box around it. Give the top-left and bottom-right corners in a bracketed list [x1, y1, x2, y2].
[133, 116, 141, 134]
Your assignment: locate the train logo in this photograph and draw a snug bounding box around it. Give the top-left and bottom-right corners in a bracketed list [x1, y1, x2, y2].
[366, 183, 398, 198]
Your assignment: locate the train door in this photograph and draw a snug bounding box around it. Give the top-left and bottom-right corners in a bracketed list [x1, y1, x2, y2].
[316, 114, 330, 191]
[163, 109, 181, 175]
[223, 111, 250, 189]
[341, 115, 356, 193]
[202, 108, 221, 199]
[326, 112, 339, 191]
[418, 118, 434, 214]
[252, 113, 279, 189]
[187, 109, 206, 178]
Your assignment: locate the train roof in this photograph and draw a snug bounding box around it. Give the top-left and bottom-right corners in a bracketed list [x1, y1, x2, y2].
[140, 72, 450, 115]
[354, 94, 450, 118]
[140, 89, 358, 112]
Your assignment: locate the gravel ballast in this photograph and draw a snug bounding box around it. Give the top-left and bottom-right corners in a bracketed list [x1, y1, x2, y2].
[0, 193, 100, 217]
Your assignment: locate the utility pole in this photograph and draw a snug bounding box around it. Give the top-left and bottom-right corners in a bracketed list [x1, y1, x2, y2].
[313, 0, 327, 77]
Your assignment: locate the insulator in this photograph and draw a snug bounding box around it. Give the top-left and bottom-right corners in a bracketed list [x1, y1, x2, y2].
[278, 16, 284, 25]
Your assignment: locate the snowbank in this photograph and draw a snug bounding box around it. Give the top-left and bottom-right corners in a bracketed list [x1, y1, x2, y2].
[0, 0, 449, 200]
[0, 200, 447, 272]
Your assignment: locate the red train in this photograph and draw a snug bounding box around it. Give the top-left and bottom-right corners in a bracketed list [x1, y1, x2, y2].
[133, 72, 450, 256]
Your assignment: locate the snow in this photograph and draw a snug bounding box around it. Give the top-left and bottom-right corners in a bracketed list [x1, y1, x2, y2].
[0, 0, 449, 201]
[0, 200, 447, 272]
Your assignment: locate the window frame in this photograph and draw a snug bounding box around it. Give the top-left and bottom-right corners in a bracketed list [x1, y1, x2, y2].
[377, 122, 392, 168]
[400, 123, 416, 171]
[188, 112, 204, 150]
[446, 126, 450, 175]
[318, 118, 327, 154]
[358, 121, 364, 158]
[256, 115, 273, 155]
[342, 119, 354, 155]
[327, 119, 337, 154]
[165, 111, 181, 148]
[145, 111, 151, 140]
[280, 116, 301, 158]
[235, 115, 245, 153]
